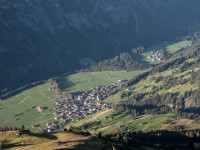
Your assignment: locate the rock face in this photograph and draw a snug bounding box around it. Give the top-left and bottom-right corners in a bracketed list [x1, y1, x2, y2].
[0, 0, 200, 91]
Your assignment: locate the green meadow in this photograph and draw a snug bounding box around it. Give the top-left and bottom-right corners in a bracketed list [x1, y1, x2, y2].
[0, 83, 56, 131]
[147, 40, 192, 54]
[58, 71, 146, 93]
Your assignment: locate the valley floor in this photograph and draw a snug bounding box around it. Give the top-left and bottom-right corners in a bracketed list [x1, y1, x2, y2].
[0, 71, 144, 133]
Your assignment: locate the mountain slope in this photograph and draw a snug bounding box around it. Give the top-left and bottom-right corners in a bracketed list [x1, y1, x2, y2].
[67, 41, 200, 133]
[1, 0, 200, 92]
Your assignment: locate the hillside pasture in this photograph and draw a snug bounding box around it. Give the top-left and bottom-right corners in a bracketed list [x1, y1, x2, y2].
[66, 109, 184, 134]
[166, 40, 192, 54]
[0, 83, 56, 131]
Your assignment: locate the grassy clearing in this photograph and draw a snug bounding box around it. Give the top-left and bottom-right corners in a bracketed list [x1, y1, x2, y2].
[124, 113, 176, 132]
[166, 40, 192, 54]
[176, 84, 198, 95]
[58, 71, 146, 93]
[105, 91, 127, 104]
[66, 109, 140, 134]
[94, 113, 177, 134]
[158, 118, 200, 131]
[0, 83, 56, 131]
[66, 109, 114, 127]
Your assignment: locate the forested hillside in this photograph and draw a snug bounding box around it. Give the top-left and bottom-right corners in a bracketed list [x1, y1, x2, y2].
[110, 42, 200, 120]
[82, 52, 151, 72]
[1, 0, 200, 94]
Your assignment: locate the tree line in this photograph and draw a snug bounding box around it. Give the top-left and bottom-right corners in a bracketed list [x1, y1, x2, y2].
[0, 125, 28, 132]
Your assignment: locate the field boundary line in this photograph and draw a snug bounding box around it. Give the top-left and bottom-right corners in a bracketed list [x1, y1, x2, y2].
[0, 97, 29, 109]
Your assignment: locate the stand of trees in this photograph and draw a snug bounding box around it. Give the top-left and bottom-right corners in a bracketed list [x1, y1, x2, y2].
[100, 130, 200, 149]
[0, 125, 28, 132]
[109, 88, 200, 123]
[82, 52, 151, 72]
[66, 126, 91, 136]
[105, 43, 200, 122]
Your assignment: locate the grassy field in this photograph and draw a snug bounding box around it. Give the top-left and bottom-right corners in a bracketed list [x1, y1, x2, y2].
[147, 40, 192, 54]
[66, 109, 114, 127]
[58, 71, 146, 93]
[0, 131, 111, 150]
[66, 109, 140, 134]
[123, 114, 176, 132]
[105, 91, 127, 104]
[0, 83, 57, 132]
[166, 40, 192, 54]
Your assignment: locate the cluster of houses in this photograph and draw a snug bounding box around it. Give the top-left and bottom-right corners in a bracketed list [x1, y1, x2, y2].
[37, 85, 113, 133]
[146, 50, 163, 61]
[48, 86, 57, 91]
[75, 85, 113, 101]
[46, 120, 68, 133]
[11, 80, 124, 133]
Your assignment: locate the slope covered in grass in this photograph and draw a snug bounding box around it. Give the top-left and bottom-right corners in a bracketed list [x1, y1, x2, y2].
[0, 83, 57, 131]
[66, 109, 193, 134]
